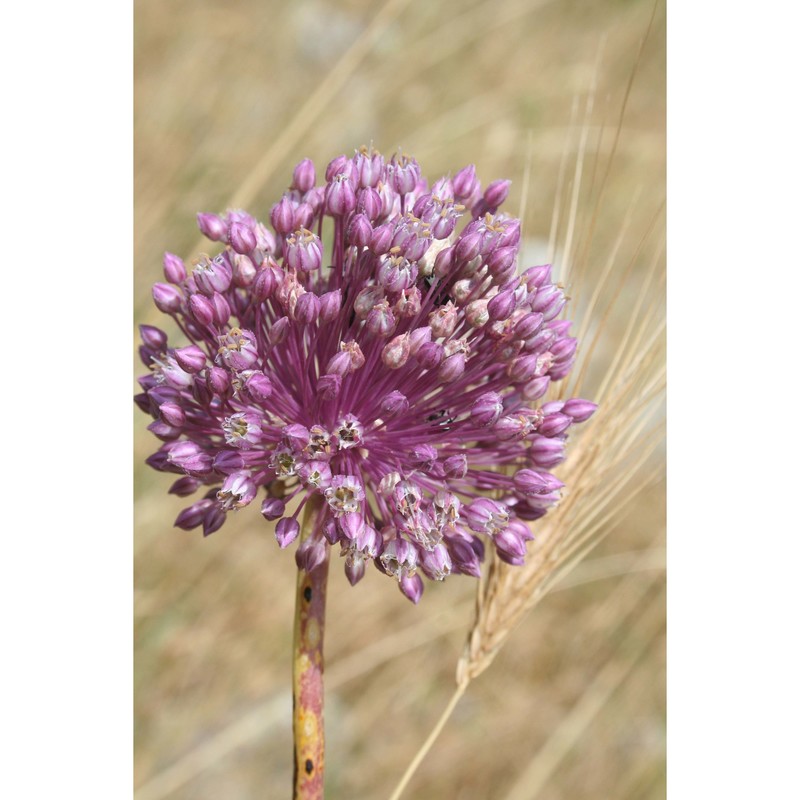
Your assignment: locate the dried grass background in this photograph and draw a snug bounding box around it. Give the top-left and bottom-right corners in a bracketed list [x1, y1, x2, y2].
[134, 1, 665, 798]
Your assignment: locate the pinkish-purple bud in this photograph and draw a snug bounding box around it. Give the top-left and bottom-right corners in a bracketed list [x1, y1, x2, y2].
[488, 290, 516, 321]
[366, 302, 396, 338]
[269, 316, 291, 345]
[495, 527, 527, 563]
[347, 213, 373, 247]
[261, 497, 286, 522]
[292, 158, 316, 193]
[522, 375, 551, 401]
[443, 453, 468, 478]
[139, 324, 167, 351]
[415, 341, 444, 370]
[483, 179, 511, 210]
[382, 333, 411, 369]
[439, 352, 465, 383]
[211, 292, 231, 326]
[434, 246, 455, 278]
[369, 223, 394, 255]
[562, 398, 598, 423]
[515, 311, 544, 339]
[174, 499, 213, 530]
[325, 154, 349, 182]
[513, 468, 563, 496]
[381, 390, 409, 416]
[152, 283, 183, 313]
[270, 196, 296, 234]
[229, 221, 257, 254]
[455, 231, 482, 264]
[208, 366, 230, 395]
[318, 289, 342, 322]
[171, 345, 205, 374]
[196, 212, 227, 241]
[523, 264, 552, 289]
[163, 252, 186, 284]
[232, 254, 257, 288]
[295, 537, 328, 573]
[317, 373, 341, 400]
[326, 174, 356, 216]
[538, 412, 573, 438]
[187, 293, 213, 326]
[453, 164, 478, 201]
[241, 371, 273, 402]
[508, 354, 539, 383]
[529, 436, 566, 468]
[471, 392, 503, 426]
[399, 573, 424, 604]
[159, 402, 185, 428]
[275, 517, 300, 549]
[169, 476, 201, 497]
[357, 186, 382, 220]
[252, 266, 277, 301]
[408, 326, 431, 355]
[293, 292, 321, 325]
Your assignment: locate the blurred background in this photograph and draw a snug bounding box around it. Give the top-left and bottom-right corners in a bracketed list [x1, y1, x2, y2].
[134, 0, 665, 798]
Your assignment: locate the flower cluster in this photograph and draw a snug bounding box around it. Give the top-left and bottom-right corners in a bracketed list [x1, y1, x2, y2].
[136, 147, 596, 603]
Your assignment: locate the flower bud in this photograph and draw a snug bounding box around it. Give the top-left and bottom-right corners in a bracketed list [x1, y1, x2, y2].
[561, 398, 598, 423]
[513, 468, 564, 497]
[399, 573, 424, 604]
[275, 518, 300, 548]
[269, 316, 290, 345]
[488, 290, 516, 321]
[292, 158, 316, 193]
[369, 222, 394, 255]
[443, 454, 468, 478]
[293, 291, 321, 325]
[270, 195, 296, 234]
[471, 392, 503, 426]
[318, 289, 342, 322]
[317, 373, 341, 400]
[188, 293, 214, 326]
[366, 301, 396, 338]
[483, 179, 511, 210]
[381, 390, 409, 416]
[415, 341, 444, 370]
[139, 324, 167, 351]
[240, 370, 273, 402]
[453, 164, 478, 201]
[168, 476, 201, 497]
[465, 299, 490, 328]
[232, 254, 257, 287]
[326, 174, 356, 216]
[521, 375, 550, 401]
[196, 212, 226, 241]
[439, 352, 465, 382]
[295, 536, 328, 572]
[261, 497, 286, 521]
[538, 412, 573, 438]
[347, 213, 373, 247]
[152, 283, 183, 313]
[174, 499, 213, 530]
[173, 345, 206, 373]
[229, 221, 257, 254]
[382, 333, 411, 369]
[163, 252, 186, 284]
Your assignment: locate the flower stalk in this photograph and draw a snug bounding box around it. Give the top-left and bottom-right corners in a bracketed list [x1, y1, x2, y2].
[292, 497, 329, 800]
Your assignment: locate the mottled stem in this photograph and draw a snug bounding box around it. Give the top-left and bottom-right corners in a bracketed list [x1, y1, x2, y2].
[292, 500, 330, 800]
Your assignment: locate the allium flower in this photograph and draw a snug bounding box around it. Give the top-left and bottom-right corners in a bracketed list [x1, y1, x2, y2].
[136, 146, 596, 603]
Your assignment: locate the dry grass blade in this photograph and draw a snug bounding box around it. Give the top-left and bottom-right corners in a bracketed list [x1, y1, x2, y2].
[502, 584, 665, 800]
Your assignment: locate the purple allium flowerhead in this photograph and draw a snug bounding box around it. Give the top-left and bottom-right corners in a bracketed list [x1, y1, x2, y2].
[136, 146, 597, 603]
